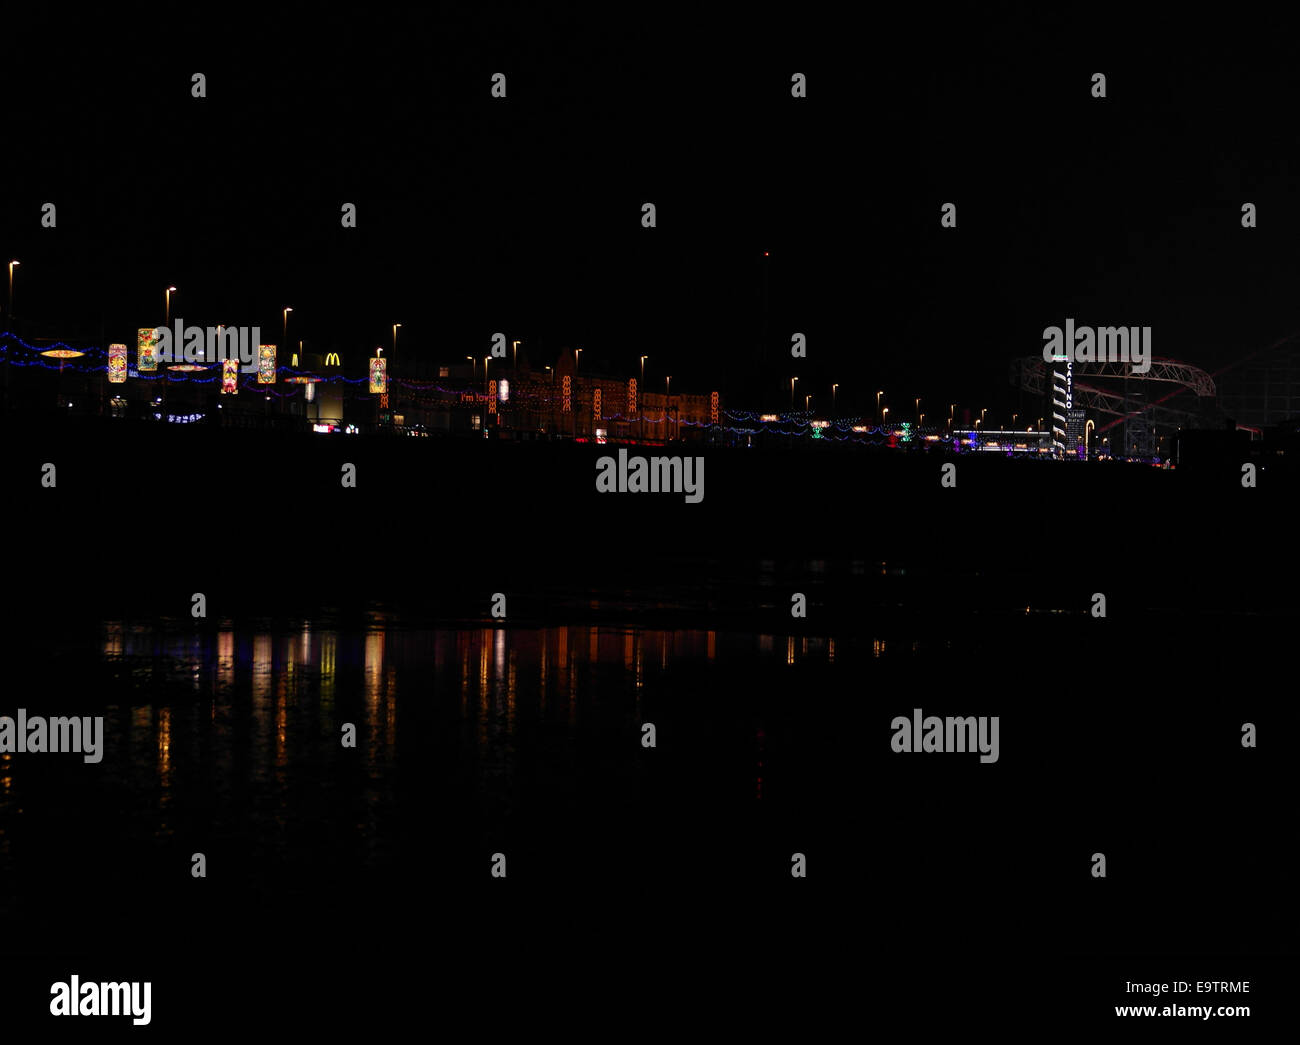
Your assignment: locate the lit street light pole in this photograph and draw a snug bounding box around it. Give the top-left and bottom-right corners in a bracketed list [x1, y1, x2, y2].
[7, 260, 19, 321]
[165, 285, 176, 327]
[665, 375, 672, 441]
[640, 355, 648, 443]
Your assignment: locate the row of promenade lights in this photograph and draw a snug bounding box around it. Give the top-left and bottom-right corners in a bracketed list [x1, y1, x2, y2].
[11, 271, 1063, 439]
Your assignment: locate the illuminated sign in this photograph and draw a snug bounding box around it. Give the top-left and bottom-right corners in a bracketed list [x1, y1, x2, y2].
[488, 379, 497, 414]
[499, 379, 509, 403]
[593, 387, 601, 419]
[710, 391, 719, 423]
[628, 378, 637, 413]
[369, 357, 387, 393]
[325, 352, 341, 367]
[221, 358, 238, 394]
[562, 374, 571, 412]
[108, 344, 127, 383]
[137, 328, 159, 371]
[258, 344, 276, 384]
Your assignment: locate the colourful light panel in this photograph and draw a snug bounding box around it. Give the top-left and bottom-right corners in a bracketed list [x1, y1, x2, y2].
[258, 345, 276, 384]
[108, 344, 127, 383]
[137, 328, 158, 372]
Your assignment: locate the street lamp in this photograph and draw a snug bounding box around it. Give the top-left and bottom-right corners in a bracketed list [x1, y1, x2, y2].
[882, 407, 890, 427]
[467, 355, 476, 383]
[915, 397, 920, 423]
[876, 390, 884, 421]
[393, 323, 400, 358]
[574, 348, 582, 372]
[832, 383, 838, 415]
[791, 376, 798, 409]
[512, 340, 520, 369]
[8, 261, 19, 318]
[165, 285, 176, 326]
[283, 307, 293, 349]
[483, 356, 490, 391]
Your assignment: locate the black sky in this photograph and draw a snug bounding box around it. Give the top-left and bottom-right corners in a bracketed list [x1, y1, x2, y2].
[5, 10, 1300, 416]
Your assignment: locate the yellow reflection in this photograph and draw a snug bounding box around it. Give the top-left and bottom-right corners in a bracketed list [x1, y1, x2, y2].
[218, 630, 235, 692]
[787, 635, 795, 665]
[158, 707, 172, 795]
[104, 621, 123, 658]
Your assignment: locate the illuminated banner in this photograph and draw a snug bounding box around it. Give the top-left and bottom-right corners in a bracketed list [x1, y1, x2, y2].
[499, 378, 510, 403]
[710, 390, 719, 423]
[137, 328, 159, 371]
[592, 387, 601, 419]
[258, 344, 276, 384]
[108, 344, 127, 383]
[488, 379, 497, 414]
[627, 378, 637, 414]
[562, 374, 571, 412]
[369, 357, 387, 393]
[222, 358, 239, 394]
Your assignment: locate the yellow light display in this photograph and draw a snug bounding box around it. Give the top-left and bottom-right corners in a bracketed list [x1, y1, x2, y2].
[593, 387, 601, 419]
[627, 378, 637, 414]
[562, 374, 571, 412]
[108, 344, 127, 383]
[488, 379, 497, 414]
[222, 359, 238, 394]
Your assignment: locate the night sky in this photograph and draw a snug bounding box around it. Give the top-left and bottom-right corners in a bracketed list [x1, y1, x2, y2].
[6, 10, 1300, 415]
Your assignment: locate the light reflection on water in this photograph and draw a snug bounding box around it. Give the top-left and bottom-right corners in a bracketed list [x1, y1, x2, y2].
[0, 620, 846, 885]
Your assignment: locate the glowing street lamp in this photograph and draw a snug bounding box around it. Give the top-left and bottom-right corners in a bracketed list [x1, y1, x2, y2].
[832, 383, 839, 415]
[7, 261, 19, 318]
[393, 323, 401, 358]
[791, 376, 798, 408]
[512, 340, 520, 369]
[165, 286, 177, 326]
